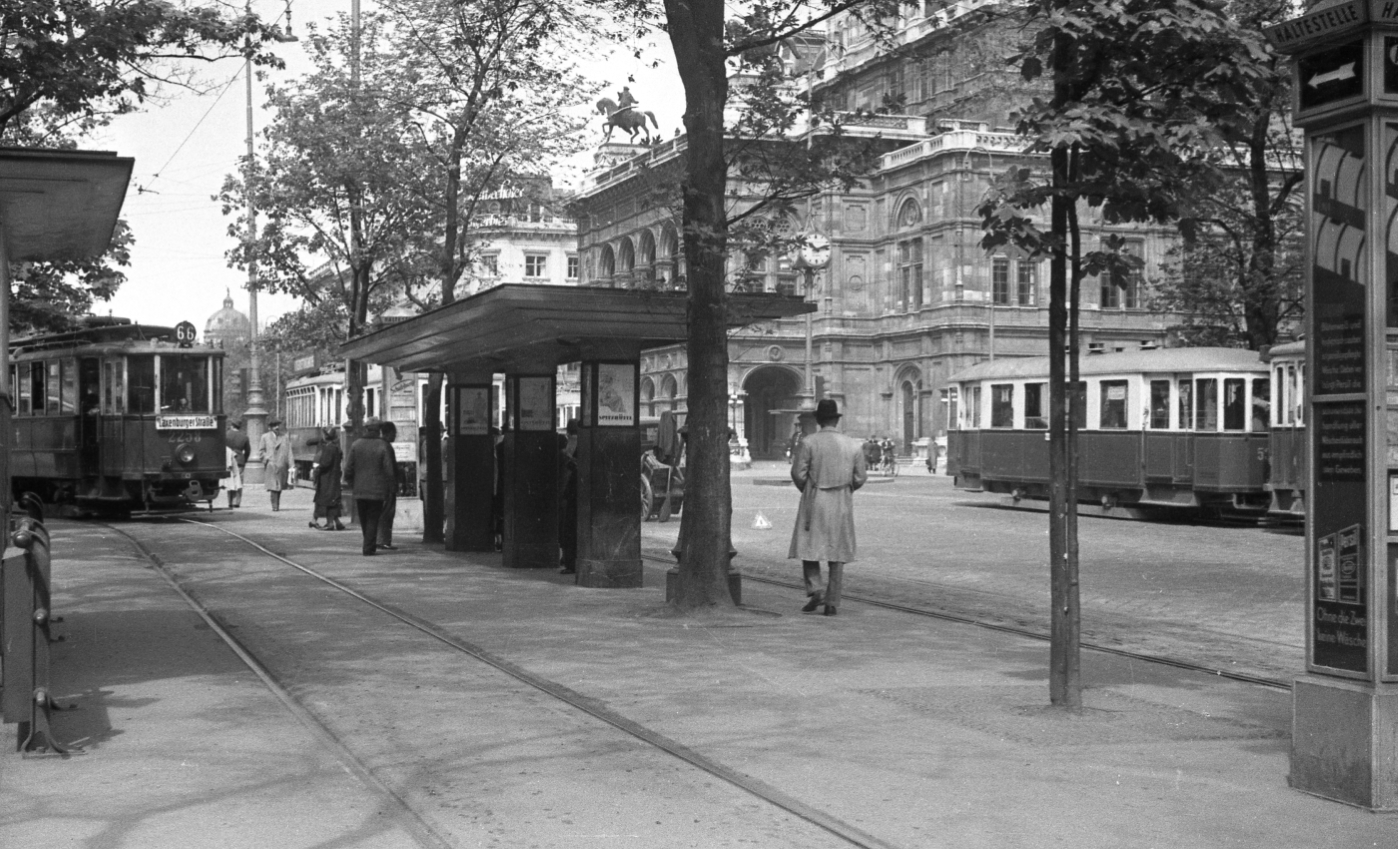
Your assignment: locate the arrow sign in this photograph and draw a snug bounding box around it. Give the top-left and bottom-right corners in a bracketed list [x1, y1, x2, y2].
[1298, 40, 1365, 111]
[1309, 62, 1357, 89]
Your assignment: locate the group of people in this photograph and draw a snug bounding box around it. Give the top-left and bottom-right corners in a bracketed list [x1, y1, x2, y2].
[220, 416, 403, 556]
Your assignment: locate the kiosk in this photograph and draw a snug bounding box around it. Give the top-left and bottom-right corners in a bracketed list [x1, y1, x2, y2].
[341, 285, 811, 589]
[1267, 0, 1398, 809]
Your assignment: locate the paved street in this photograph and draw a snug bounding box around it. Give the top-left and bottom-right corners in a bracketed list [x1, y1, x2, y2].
[645, 461, 1306, 682]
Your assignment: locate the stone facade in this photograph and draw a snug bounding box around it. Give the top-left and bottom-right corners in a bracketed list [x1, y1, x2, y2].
[573, 4, 1178, 461]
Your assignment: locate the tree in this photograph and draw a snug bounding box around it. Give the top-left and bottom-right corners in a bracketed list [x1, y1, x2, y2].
[1149, 0, 1305, 351]
[375, 0, 600, 543]
[1, 1, 285, 332]
[218, 14, 426, 434]
[978, 0, 1271, 706]
[0, 0, 285, 138]
[601, 0, 903, 611]
[9, 219, 133, 334]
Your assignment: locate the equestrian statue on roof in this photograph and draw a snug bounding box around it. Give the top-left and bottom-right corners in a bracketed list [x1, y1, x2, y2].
[597, 85, 659, 145]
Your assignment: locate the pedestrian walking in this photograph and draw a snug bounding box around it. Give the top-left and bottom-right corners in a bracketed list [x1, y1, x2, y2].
[225, 418, 250, 507]
[342, 417, 397, 556]
[258, 418, 292, 511]
[377, 421, 403, 549]
[310, 427, 345, 531]
[788, 399, 868, 616]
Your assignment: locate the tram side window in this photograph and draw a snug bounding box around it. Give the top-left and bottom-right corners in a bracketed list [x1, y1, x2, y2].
[1222, 378, 1246, 431]
[1195, 378, 1218, 431]
[1024, 382, 1047, 429]
[1149, 380, 1170, 429]
[160, 354, 210, 412]
[29, 362, 45, 415]
[1099, 380, 1128, 429]
[1249, 378, 1270, 432]
[47, 362, 60, 414]
[968, 385, 981, 428]
[1177, 379, 1193, 430]
[16, 364, 30, 414]
[1069, 381, 1087, 430]
[990, 384, 1014, 428]
[61, 357, 77, 413]
[128, 355, 156, 413]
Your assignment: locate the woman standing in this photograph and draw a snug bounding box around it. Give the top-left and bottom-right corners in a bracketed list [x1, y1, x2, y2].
[311, 428, 345, 530]
[258, 418, 293, 511]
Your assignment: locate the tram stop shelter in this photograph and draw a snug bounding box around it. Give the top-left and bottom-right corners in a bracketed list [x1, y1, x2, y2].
[341, 284, 813, 588]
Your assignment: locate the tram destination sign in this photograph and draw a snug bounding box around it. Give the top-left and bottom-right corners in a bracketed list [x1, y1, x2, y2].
[156, 414, 218, 430]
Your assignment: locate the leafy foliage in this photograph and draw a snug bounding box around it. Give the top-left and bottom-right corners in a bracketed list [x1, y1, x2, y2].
[0, 0, 288, 138]
[9, 219, 132, 334]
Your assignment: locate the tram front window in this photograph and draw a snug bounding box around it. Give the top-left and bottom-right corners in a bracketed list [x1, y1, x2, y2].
[1149, 380, 1170, 429]
[1195, 378, 1218, 431]
[128, 355, 156, 413]
[1223, 378, 1246, 431]
[160, 354, 210, 412]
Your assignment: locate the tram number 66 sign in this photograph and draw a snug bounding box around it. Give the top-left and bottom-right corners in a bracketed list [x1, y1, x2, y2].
[174, 321, 197, 348]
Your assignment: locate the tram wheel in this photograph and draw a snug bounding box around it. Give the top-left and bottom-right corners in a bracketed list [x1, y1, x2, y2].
[640, 474, 654, 521]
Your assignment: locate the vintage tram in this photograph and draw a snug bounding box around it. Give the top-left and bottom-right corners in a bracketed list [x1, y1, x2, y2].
[1263, 340, 1307, 520]
[945, 346, 1275, 516]
[9, 318, 227, 512]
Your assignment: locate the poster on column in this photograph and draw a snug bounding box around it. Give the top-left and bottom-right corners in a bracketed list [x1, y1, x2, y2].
[1312, 125, 1367, 396]
[595, 363, 636, 426]
[455, 386, 491, 436]
[517, 377, 554, 431]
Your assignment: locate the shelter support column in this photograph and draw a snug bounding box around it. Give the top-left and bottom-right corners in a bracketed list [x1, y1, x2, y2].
[445, 371, 496, 552]
[502, 371, 559, 568]
[575, 359, 642, 588]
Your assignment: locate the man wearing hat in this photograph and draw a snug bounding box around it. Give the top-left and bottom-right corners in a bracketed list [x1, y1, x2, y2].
[343, 417, 397, 555]
[225, 418, 250, 507]
[788, 398, 867, 616]
[258, 418, 292, 511]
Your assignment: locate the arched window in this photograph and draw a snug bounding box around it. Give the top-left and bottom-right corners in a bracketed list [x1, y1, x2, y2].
[660, 374, 678, 411]
[638, 230, 657, 287]
[599, 245, 616, 282]
[897, 198, 922, 229]
[641, 377, 656, 417]
[617, 238, 635, 275]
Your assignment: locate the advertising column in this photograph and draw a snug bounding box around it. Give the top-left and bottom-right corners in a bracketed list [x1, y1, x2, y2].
[575, 360, 643, 588]
[1268, 1, 1398, 810]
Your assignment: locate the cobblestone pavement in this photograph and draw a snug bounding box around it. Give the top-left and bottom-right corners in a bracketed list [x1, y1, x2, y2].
[644, 462, 1305, 683]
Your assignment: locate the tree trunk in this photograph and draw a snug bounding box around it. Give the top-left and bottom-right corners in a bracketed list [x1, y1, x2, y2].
[1047, 144, 1078, 708]
[665, 0, 736, 609]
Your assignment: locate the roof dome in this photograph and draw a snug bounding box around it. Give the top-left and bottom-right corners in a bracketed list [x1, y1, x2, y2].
[205, 289, 250, 347]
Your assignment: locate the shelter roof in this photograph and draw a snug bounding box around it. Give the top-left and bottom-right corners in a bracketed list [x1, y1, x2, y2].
[340, 284, 815, 373]
[0, 148, 133, 261]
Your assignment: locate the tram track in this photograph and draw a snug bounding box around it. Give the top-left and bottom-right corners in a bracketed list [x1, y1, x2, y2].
[639, 552, 1294, 692]
[109, 517, 907, 849]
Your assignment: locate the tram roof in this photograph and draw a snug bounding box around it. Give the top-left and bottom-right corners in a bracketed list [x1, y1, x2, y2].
[340, 284, 815, 372]
[0, 148, 133, 261]
[948, 346, 1266, 383]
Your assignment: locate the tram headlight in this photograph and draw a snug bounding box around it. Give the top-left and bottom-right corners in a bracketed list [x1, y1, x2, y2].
[175, 443, 197, 466]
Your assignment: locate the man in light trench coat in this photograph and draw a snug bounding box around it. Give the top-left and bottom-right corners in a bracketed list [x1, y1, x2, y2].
[789, 398, 868, 616]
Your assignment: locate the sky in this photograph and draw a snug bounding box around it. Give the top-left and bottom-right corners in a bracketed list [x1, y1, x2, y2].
[88, 0, 684, 335]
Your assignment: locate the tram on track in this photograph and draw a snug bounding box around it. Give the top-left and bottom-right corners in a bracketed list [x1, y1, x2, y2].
[1263, 340, 1306, 520]
[8, 317, 227, 512]
[945, 346, 1278, 517]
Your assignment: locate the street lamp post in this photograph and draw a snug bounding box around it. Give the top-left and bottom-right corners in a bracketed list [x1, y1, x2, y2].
[240, 6, 297, 484]
[241, 7, 268, 483]
[791, 234, 830, 418]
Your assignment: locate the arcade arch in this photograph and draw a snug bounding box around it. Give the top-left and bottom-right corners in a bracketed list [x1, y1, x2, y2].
[742, 365, 803, 459]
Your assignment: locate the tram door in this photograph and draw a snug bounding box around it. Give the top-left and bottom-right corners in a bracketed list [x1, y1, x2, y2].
[78, 357, 101, 470]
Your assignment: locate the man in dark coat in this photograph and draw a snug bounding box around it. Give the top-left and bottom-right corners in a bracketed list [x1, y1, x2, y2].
[342, 417, 397, 555]
[310, 428, 344, 530]
[224, 418, 250, 507]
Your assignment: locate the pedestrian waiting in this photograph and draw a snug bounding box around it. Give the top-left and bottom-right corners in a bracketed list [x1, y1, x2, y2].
[310, 427, 345, 531]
